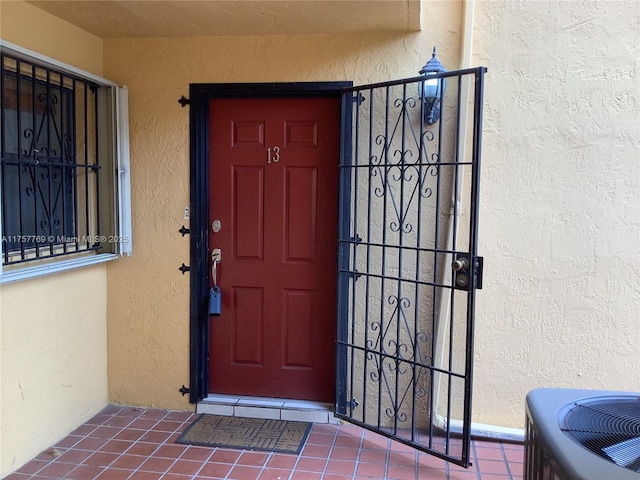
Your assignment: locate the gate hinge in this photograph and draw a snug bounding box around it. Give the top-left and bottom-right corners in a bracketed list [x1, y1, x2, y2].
[179, 225, 190, 236]
[473, 256, 483, 290]
[350, 269, 363, 281]
[179, 263, 190, 274]
[179, 385, 190, 396]
[350, 398, 360, 410]
[178, 96, 190, 107]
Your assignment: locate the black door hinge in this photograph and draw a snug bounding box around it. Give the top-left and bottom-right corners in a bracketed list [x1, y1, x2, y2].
[179, 385, 190, 396]
[178, 96, 190, 107]
[179, 225, 190, 236]
[179, 263, 190, 274]
[353, 93, 365, 105]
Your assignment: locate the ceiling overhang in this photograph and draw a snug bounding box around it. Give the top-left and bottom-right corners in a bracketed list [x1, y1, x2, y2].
[26, 0, 422, 39]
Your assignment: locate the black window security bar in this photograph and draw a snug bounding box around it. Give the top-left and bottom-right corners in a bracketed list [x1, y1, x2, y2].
[336, 67, 485, 467]
[1, 52, 102, 265]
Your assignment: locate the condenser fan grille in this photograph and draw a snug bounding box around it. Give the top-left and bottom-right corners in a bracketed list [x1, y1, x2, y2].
[559, 396, 640, 473]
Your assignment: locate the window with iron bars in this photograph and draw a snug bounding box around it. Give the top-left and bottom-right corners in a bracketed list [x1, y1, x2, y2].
[0, 44, 131, 281]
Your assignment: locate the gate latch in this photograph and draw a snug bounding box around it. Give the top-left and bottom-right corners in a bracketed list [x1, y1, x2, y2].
[451, 255, 483, 291]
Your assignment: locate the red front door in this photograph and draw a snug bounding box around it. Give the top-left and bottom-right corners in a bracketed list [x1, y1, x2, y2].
[208, 97, 339, 401]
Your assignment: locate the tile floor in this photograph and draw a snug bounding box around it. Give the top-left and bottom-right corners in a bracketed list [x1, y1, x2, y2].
[3, 405, 524, 480]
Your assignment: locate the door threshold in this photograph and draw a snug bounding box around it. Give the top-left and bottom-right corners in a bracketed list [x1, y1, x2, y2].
[197, 394, 339, 424]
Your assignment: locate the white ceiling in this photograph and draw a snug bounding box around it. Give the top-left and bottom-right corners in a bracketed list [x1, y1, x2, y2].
[26, 0, 421, 39]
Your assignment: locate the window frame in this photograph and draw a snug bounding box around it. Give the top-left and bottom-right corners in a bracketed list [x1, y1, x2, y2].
[0, 40, 132, 284]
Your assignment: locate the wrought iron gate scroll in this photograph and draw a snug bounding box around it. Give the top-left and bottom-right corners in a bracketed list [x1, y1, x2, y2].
[336, 67, 485, 467]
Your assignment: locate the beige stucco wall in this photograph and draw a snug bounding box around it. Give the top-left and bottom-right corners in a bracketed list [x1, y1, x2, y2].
[471, 0, 640, 426]
[0, 1, 108, 476]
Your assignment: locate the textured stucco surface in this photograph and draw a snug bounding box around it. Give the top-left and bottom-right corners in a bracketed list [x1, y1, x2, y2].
[0, 265, 108, 476]
[471, 0, 640, 426]
[0, 0, 103, 76]
[0, 1, 108, 475]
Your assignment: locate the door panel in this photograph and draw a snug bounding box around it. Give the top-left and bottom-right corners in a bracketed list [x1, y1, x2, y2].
[336, 68, 485, 467]
[209, 97, 339, 401]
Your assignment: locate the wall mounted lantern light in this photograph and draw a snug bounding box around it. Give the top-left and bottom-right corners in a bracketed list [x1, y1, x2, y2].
[419, 47, 447, 125]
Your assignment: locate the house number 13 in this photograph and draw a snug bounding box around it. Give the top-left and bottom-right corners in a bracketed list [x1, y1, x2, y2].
[267, 146, 280, 164]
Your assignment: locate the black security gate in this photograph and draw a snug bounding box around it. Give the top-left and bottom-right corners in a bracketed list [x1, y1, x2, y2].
[335, 67, 485, 467]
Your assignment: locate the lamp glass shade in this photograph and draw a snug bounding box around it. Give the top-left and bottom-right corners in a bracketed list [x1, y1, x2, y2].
[420, 75, 440, 100]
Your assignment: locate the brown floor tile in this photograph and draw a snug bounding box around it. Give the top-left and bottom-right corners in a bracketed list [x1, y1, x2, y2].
[16, 460, 48, 475]
[138, 431, 172, 444]
[290, 472, 322, 480]
[296, 456, 327, 472]
[88, 426, 120, 439]
[198, 461, 234, 478]
[167, 459, 203, 475]
[127, 418, 159, 430]
[82, 452, 119, 468]
[324, 458, 356, 475]
[237, 452, 269, 467]
[476, 445, 507, 460]
[265, 453, 297, 469]
[386, 464, 417, 479]
[125, 442, 158, 457]
[180, 446, 214, 462]
[138, 457, 174, 473]
[333, 434, 362, 448]
[417, 467, 449, 479]
[358, 448, 387, 463]
[356, 461, 387, 477]
[226, 464, 262, 480]
[64, 464, 105, 480]
[330, 446, 359, 461]
[153, 444, 187, 459]
[209, 448, 242, 464]
[54, 450, 93, 465]
[127, 472, 162, 480]
[94, 468, 131, 480]
[113, 429, 147, 442]
[164, 411, 195, 422]
[301, 444, 331, 458]
[109, 454, 147, 470]
[33, 462, 75, 478]
[156, 475, 186, 480]
[53, 436, 83, 449]
[257, 468, 291, 479]
[73, 437, 109, 451]
[153, 420, 183, 432]
[306, 432, 335, 445]
[478, 458, 510, 475]
[97, 439, 133, 454]
[387, 450, 416, 466]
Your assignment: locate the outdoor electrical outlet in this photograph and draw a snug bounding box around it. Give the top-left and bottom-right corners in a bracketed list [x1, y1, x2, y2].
[184, 207, 189, 220]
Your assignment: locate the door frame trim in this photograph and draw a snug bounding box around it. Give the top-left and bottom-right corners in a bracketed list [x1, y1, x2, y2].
[188, 82, 352, 403]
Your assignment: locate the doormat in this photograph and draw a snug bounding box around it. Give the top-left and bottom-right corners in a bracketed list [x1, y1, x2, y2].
[176, 414, 313, 454]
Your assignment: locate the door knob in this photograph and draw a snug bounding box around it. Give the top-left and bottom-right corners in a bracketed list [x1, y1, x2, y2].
[452, 258, 468, 271]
